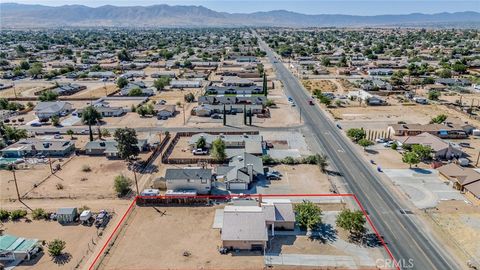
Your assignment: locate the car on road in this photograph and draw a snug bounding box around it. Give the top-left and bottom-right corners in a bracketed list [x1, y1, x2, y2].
[290, 102, 296, 107]
[30, 122, 42, 127]
[192, 148, 208, 155]
[308, 99, 314, 105]
[336, 123, 342, 129]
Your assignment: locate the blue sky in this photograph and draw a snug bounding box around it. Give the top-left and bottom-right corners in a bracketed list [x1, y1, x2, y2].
[8, 0, 480, 15]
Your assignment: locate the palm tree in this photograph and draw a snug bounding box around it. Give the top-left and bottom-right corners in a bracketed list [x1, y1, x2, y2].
[316, 153, 328, 173]
[81, 106, 102, 141]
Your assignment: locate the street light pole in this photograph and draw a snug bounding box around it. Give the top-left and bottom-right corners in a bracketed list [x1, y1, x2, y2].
[11, 166, 21, 201]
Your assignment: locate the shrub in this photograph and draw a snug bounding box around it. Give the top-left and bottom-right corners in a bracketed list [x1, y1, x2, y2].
[48, 239, 66, 257]
[10, 209, 27, 220]
[32, 208, 47, 220]
[81, 165, 91, 172]
[281, 156, 298, 165]
[114, 174, 132, 196]
[295, 201, 322, 230]
[0, 209, 10, 220]
[56, 183, 64, 190]
[262, 155, 278, 165]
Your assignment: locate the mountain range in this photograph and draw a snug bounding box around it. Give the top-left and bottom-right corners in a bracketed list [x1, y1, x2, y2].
[1, 3, 479, 28]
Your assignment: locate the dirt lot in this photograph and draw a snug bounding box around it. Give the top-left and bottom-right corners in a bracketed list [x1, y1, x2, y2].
[70, 84, 117, 99]
[19, 154, 149, 200]
[424, 200, 480, 269]
[101, 206, 264, 270]
[262, 164, 332, 194]
[302, 79, 338, 93]
[0, 80, 54, 98]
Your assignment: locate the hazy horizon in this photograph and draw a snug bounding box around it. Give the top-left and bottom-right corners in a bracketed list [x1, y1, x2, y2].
[5, 0, 480, 15]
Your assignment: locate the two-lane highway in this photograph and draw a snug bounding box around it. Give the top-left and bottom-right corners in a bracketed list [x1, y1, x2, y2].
[257, 35, 459, 270]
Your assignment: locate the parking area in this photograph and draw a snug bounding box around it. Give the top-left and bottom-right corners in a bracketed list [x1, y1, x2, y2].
[383, 168, 465, 209]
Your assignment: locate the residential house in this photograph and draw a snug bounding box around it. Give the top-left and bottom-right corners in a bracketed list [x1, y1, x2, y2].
[51, 83, 86, 96]
[0, 234, 40, 261]
[221, 206, 268, 251]
[151, 71, 176, 78]
[84, 139, 148, 158]
[88, 71, 115, 78]
[34, 101, 73, 120]
[435, 78, 471, 87]
[76, 105, 124, 118]
[216, 152, 264, 190]
[388, 123, 468, 139]
[223, 77, 255, 87]
[397, 132, 465, 160]
[170, 80, 202, 88]
[198, 96, 266, 106]
[220, 199, 295, 250]
[438, 163, 480, 202]
[367, 68, 393, 76]
[206, 85, 263, 95]
[1, 139, 75, 158]
[164, 168, 212, 194]
[154, 104, 176, 118]
[189, 133, 263, 154]
[120, 82, 155, 96]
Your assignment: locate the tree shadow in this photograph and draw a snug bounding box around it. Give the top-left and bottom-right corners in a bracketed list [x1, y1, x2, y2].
[52, 252, 72, 265]
[311, 223, 337, 244]
[361, 233, 383, 248]
[325, 169, 343, 177]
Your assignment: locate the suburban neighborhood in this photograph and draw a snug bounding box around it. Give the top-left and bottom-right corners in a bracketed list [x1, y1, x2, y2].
[1, 2, 480, 270]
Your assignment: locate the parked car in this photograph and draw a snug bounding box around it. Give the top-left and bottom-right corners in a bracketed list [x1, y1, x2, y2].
[192, 148, 208, 155]
[459, 142, 470, 147]
[95, 210, 110, 228]
[375, 138, 386, 143]
[158, 99, 167, 105]
[211, 114, 222, 119]
[54, 134, 64, 139]
[266, 172, 281, 180]
[30, 122, 42, 127]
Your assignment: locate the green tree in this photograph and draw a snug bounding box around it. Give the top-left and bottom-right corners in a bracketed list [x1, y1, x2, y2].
[116, 77, 129, 89]
[32, 208, 47, 220]
[346, 128, 366, 142]
[48, 239, 66, 257]
[196, 136, 206, 149]
[402, 152, 420, 168]
[184, 93, 195, 103]
[153, 77, 171, 91]
[39, 90, 58, 101]
[428, 90, 441, 101]
[27, 62, 43, 78]
[295, 201, 322, 231]
[316, 153, 328, 173]
[265, 99, 276, 107]
[2, 126, 28, 142]
[10, 209, 27, 220]
[117, 49, 131, 61]
[336, 209, 367, 238]
[114, 128, 139, 160]
[113, 174, 132, 196]
[211, 138, 226, 162]
[318, 94, 332, 106]
[430, 114, 447, 124]
[50, 115, 60, 126]
[81, 106, 102, 142]
[411, 144, 433, 161]
[19, 60, 30, 70]
[66, 129, 74, 139]
[128, 87, 143, 96]
[437, 69, 452, 78]
[0, 209, 9, 220]
[358, 138, 374, 149]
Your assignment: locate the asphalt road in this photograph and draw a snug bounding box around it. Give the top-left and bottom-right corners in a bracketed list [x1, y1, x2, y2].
[257, 36, 458, 270]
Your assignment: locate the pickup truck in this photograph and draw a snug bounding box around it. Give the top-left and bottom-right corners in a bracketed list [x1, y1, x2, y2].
[192, 148, 208, 155]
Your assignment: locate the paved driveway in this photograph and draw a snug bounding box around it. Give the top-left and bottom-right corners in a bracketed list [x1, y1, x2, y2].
[383, 168, 465, 209]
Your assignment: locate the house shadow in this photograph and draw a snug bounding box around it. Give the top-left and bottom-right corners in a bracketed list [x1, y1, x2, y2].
[19, 251, 44, 266]
[267, 235, 297, 255]
[52, 252, 72, 265]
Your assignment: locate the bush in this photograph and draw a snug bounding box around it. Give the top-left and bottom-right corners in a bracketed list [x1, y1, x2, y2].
[262, 155, 278, 165]
[81, 165, 91, 172]
[10, 209, 27, 220]
[48, 239, 66, 257]
[295, 201, 322, 230]
[184, 93, 195, 103]
[346, 128, 366, 142]
[302, 155, 318, 164]
[114, 174, 132, 196]
[0, 209, 10, 220]
[281, 156, 298, 165]
[32, 208, 47, 220]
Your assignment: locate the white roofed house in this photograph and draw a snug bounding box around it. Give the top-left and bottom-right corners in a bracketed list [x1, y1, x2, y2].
[170, 80, 202, 88]
[34, 101, 73, 120]
[164, 168, 213, 194]
[1, 139, 75, 158]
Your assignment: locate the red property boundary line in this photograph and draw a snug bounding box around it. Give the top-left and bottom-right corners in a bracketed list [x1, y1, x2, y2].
[88, 193, 400, 270]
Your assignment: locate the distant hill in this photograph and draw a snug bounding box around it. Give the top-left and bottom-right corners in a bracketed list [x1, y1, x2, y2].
[1, 3, 479, 28]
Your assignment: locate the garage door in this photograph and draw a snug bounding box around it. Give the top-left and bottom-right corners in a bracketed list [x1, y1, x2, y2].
[229, 183, 247, 190]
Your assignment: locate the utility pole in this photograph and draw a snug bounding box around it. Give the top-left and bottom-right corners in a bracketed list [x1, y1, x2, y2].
[129, 161, 140, 195]
[183, 105, 186, 125]
[299, 107, 302, 123]
[10, 166, 21, 201]
[13, 82, 17, 99]
[476, 152, 480, 167]
[48, 157, 54, 174]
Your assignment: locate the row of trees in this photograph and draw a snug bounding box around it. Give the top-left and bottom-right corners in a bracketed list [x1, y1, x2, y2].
[295, 201, 367, 240]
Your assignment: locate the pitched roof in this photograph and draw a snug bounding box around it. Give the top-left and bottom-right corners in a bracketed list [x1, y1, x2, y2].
[34, 101, 71, 113]
[221, 206, 268, 242]
[437, 163, 480, 186]
[262, 199, 295, 223]
[398, 132, 457, 152]
[165, 168, 212, 180]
